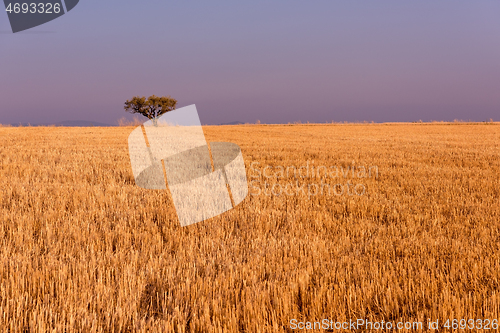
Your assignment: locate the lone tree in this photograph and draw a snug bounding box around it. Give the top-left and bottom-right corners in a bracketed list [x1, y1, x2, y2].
[124, 95, 177, 126]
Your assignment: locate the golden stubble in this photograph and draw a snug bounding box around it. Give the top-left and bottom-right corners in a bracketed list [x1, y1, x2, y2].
[0, 123, 499, 332]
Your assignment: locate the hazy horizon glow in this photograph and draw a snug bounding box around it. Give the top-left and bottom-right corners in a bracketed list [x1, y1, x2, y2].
[1, 0, 499, 125]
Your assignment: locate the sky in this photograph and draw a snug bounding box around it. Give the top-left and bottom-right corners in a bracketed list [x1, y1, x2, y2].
[1, 0, 499, 125]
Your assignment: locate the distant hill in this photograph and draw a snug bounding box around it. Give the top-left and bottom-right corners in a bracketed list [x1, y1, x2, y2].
[218, 121, 245, 125]
[11, 120, 115, 127]
[52, 120, 115, 127]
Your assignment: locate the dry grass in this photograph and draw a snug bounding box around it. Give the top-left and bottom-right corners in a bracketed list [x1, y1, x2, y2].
[0, 123, 499, 332]
[117, 117, 146, 127]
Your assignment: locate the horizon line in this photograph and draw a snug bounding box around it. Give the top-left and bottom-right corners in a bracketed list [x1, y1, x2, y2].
[1, 120, 498, 128]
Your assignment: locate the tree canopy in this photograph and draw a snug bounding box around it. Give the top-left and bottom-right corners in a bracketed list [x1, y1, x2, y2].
[124, 95, 177, 126]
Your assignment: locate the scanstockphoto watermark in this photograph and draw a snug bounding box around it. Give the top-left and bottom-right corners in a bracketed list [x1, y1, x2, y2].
[290, 318, 423, 331]
[249, 161, 379, 197]
[4, 1, 80, 33]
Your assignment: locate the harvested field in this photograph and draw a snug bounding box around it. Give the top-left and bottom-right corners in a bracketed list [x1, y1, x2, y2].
[0, 123, 499, 332]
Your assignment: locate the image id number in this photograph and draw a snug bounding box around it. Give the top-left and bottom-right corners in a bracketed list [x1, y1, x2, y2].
[6, 3, 61, 14]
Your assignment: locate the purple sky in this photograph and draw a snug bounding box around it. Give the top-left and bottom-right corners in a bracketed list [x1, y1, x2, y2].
[1, 0, 499, 125]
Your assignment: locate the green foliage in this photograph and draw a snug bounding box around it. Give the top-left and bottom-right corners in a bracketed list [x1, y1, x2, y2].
[124, 95, 178, 126]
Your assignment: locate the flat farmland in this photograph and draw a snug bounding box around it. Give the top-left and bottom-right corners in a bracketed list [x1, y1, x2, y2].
[0, 124, 499, 332]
